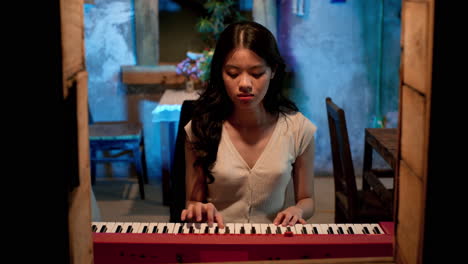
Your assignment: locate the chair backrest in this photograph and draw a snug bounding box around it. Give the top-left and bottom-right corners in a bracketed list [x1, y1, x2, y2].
[325, 97, 359, 221]
[169, 100, 196, 222]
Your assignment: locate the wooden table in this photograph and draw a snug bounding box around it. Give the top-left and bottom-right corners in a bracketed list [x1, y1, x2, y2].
[362, 128, 398, 208]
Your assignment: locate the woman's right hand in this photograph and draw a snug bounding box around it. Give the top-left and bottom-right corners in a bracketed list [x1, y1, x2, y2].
[180, 201, 225, 228]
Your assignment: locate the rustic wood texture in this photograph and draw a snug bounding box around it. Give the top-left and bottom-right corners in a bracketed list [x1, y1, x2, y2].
[364, 128, 398, 170]
[402, 1, 429, 94]
[400, 85, 426, 179]
[396, 0, 434, 263]
[68, 71, 94, 264]
[134, 0, 160, 65]
[60, 0, 85, 98]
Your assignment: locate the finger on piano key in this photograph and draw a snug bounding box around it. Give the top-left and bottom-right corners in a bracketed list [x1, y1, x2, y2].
[370, 223, 384, 234]
[198, 223, 208, 234]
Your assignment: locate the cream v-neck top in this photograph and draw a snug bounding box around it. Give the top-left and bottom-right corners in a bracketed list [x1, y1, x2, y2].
[185, 112, 317, 223]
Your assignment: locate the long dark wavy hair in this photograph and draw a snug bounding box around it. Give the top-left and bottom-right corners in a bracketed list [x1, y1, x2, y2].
[190, 21, 298, 184]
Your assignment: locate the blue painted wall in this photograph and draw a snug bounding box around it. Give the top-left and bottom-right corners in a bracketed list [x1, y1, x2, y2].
[278, 0, 401, 175]
[84, 0, 401, 180]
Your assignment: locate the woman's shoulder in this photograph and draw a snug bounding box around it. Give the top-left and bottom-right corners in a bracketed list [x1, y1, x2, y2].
[281, 111, 317, 134]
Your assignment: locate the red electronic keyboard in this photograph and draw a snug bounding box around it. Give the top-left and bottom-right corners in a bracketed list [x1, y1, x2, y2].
[93, 221, 394, 263]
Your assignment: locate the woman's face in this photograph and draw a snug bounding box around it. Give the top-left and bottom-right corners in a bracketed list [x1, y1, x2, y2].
[222, 48, 274, 111]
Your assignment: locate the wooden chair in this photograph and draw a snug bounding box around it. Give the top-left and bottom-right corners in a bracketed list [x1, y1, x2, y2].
[169, 100, 195, 222]
[325, 97, 393, 223]
[88, 112, 148, 200]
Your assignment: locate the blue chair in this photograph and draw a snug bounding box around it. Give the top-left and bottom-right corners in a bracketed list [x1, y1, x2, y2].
[89, 113, 148, 200]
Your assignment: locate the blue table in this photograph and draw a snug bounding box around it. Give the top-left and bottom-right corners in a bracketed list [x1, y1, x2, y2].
[152, 89, 199, 204]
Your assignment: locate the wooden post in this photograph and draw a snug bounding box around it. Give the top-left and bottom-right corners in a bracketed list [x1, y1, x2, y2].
[134, 0, 159, 65]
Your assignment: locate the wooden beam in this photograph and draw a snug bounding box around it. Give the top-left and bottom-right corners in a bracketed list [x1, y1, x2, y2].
[121, 64, 185, 85]
[134, 0, 159, 65]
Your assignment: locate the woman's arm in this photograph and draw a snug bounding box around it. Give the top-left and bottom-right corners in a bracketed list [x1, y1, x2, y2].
[181, 139, 225, 227]
[274, 138, 315, 226]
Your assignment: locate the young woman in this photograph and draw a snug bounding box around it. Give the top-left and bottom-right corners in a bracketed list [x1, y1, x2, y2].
[181, 21, 317, 228]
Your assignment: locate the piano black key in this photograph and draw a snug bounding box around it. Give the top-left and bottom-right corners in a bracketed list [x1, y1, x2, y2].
[347, 227, 354, 234]
[363, 226, 370, 234]
[276, 226, 282, 234]
[287, 227, 292, 232]
[116, 225, 123, 233]
[302, 226, 307, 234]
[240, 226, 245, 234]
[338, 227, 344, 234]
[99, 225, 107, 233]
[92, 225, 97, 232]
[373, 226, 381, 234]
[204, 226, 209, 234]
[152, 226, 158, 233]
[214, 226, 219, 234]
[225, 226, 230, 234]
[178, 225, 183, 233]
[189, 226, 195, 233]
[126, 226, 133, 233]
[327, 227, 334, 234]
[313, 226, 319, 234]
[142, 226, 148, 233]
[251, 226, 256, 234]
[266, 226, 272, 234]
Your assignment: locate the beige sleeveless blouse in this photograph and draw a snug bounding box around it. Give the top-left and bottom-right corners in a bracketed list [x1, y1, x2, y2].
[185, 112, 317, 223]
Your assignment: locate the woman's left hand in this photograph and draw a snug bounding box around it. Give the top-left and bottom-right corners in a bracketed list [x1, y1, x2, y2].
[273, 206, 307, 226]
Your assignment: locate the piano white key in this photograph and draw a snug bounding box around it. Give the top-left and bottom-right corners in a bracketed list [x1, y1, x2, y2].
[320, 224, 331, 234]
[197, 223, 207, 234]
[260, 224, 270, 234]
[136, 223, 149, 233]
[251, 223, 261, 234]
[172, 223, 183, 234]
[287, 224, 298, 234]
[130, 223, 141, 233]
[101, 222, 115, 233]
[362, 224, 374, 234]
[225, 223, 235, 234]
[353, 224, 364, 234]
[121, 223, 134, 233]
[268, 224, 281, 234]
[311, 224, 324, 234]
[234, 223, 245, 234]
[328, 224, 340, 234]
[110, 222, 125, 233]
[147, 223, 159, 233]
[156, 222, 170, 233]
[370, 223, 384, 234]
[92, 222, 104, 233]
[344, 224, 357, 234]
